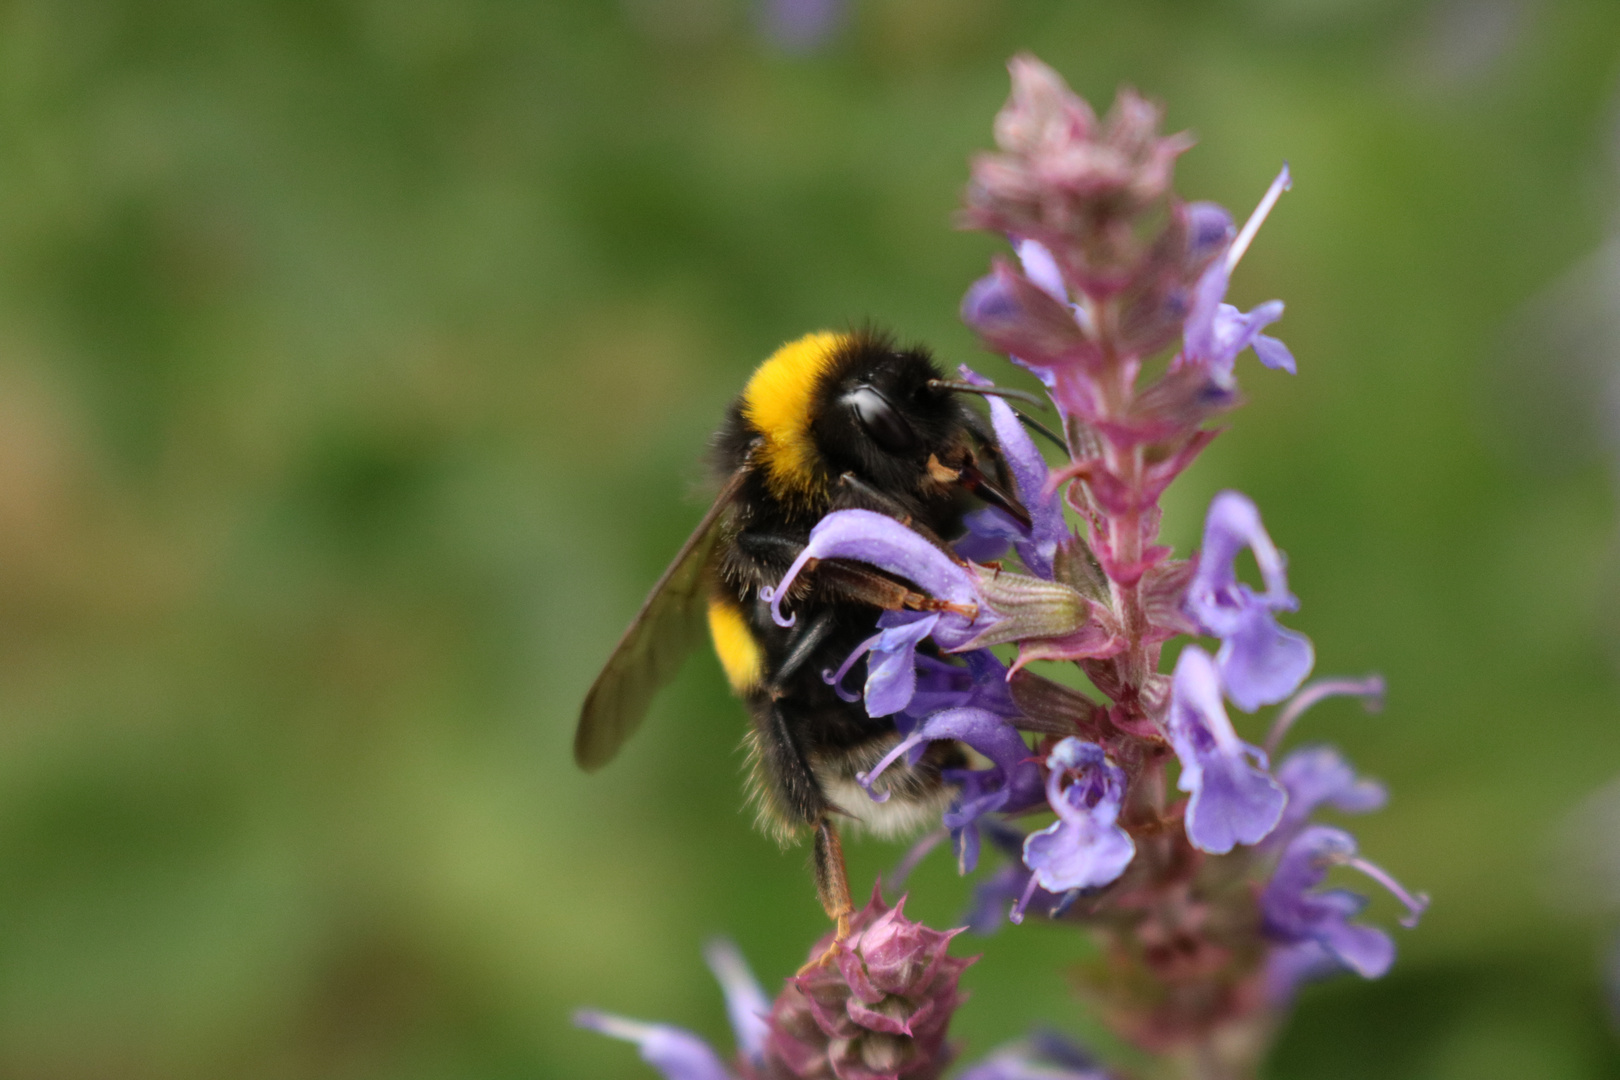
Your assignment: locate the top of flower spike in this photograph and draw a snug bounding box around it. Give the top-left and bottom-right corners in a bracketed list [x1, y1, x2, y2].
[963, 55, 1193, 299]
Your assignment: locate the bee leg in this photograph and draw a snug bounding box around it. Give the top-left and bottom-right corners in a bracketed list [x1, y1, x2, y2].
[776, 608, 838, 684]
[799, 818, 855, 974]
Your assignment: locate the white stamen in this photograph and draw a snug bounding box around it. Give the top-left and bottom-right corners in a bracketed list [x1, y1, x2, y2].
[1337, 855, 1430, 929]
[1264, 674, 1385, 756]
[574, 1010, 660, 1045]
[1226, 163, 1292, 274]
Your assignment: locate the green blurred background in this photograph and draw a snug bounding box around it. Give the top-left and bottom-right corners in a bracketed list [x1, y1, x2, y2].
[1, 0, 1619, 1076]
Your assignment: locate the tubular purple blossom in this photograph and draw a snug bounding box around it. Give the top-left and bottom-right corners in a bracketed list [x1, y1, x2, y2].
[1179, 166, 1296, 381]
[1260, 825, 1427, 982]
[1268, 744, 1387, 849]
[1184, 491, 1315, 711]
[1020, 737, 1135, 900]
[1166, 645, 1287, 854]
[762, 510, 988, 631]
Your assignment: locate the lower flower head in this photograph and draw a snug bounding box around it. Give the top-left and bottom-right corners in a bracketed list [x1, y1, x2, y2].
[769, 888, 975, 1080]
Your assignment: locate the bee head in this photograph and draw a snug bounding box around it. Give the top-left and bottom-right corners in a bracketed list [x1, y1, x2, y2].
[810, 335, 968, 490]
[740, 329, 1029, 526]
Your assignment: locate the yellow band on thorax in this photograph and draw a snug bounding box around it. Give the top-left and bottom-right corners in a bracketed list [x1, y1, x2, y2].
[742, 331, 846, 503]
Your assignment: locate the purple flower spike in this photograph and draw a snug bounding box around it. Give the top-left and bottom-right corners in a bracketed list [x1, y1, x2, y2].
[1021, 737, 1135, 896]
[1185, 491, 1315, 712]
[1167, 646, 1287, 854]
[575, 1011, 736, 1080]
[1261, 825, 1428, 982]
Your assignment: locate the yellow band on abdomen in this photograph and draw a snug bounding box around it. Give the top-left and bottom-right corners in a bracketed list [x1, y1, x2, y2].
[707, 596, 764, 692]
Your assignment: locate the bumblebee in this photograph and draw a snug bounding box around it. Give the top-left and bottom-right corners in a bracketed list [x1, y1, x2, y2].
[575, 329, 1030, 952]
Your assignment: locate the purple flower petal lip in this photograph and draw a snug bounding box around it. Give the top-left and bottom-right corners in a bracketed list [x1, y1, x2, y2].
[1217, 606, 1315, 713]
[1264, 940, 1348, 1006]
[760, 509, 989, 631]
[574, 1011, 736, 1080]
[1186, 491, 1315, 712]
[702, 939, 770, 1065]
[1014, 236, 1068, 302]
[1021, 737, 1135, 893]
[986, 395, 1067, 578]
[1261, 824, 1426, 981]
[862, 613, 941, 717]
[1252, 332, 1296, 373]
[1267, 745, 1387, 848]
[857, 706, 1034, 810]
[1167, 646, 1287, 854]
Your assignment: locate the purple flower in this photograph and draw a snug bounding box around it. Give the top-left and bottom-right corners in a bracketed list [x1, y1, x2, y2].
[576, 939, 769, 1080]
[962, 822, 1079, 932]
[764, 510, 994, 636]
[900, 649, 1020, 721]
[977, 393, 1068, 579]
[1166, 646, 1287, 854]
[786, 510, 1091, 717]
[1019, 738, 1135, 904]
[758, 0, 845, 52]
[1262, 674, 1386, 756]
[953, 390, 1066, 575]
[1261, 825, 1428, 984]
[575, 1012, 735, 1080]
[1184, 491, 1315, 712]
[1180, 166, 1295, 382]
[1267, 744, 1387, 849]
[858, 706, 1044, 872]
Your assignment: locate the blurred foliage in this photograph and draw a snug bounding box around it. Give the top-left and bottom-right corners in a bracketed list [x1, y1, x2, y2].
[0, 0, 1617, 1077]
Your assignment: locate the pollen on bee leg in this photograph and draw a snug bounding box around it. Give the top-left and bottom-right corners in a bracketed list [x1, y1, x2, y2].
[801, 820, 857, 973]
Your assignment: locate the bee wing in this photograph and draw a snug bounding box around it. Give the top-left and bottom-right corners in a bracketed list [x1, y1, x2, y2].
[573, 467, 747, 771]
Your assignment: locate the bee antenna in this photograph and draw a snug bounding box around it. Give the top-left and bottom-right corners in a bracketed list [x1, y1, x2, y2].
[928, 380, 1050, 410]
[1011, 409, 1067, 451]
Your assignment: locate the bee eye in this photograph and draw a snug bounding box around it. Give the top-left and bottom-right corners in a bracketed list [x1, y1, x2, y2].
[844, 386, 918, 454]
